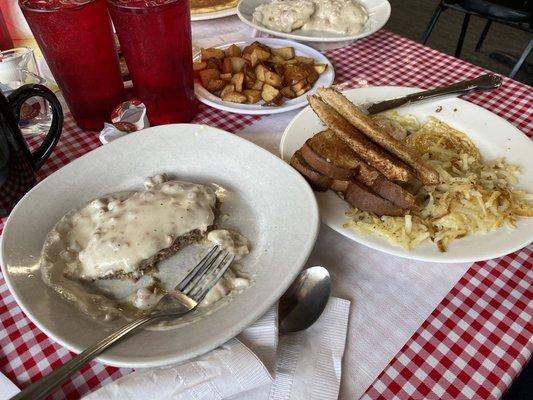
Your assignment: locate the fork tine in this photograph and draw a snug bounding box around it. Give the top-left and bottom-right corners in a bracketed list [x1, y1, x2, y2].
[189, 252, 235, 302]
[176, 246, 220, 292]
[181, 248, 225, 295]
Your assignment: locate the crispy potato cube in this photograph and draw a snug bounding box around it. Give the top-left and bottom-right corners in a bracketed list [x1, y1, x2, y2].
[224, 44, 241, 57]
[199, 68, 220, 87]
[193, 61, 207, 71]
[220, 73, 232, 81]
[244, 74, 256, 90]
[291, 79, 307, 93]
[255, 64, 269, 81]
[261, 83, 280, 103]
[205, 57, 221, 70]
[250, 48, 271, 67]
[251, 80, 264, 90]
[221, 58, 232, 74]
[284, 64, 309, 85]
[269, 54, 285, 64]
[313, 64, 327, 74]
[231, 72, 244, 92]
[305, 65, 319, 85]
[243, 41, 270, 56]
[220, 84, 235, 98]
[205, 79, 225, 92]
[242, 89, 262, 104]
[295, 83, 311, 97]
[264, 95, 283, 106]
[272, 63, 285, 76]
[201, 47, 225, 61]
[271, 47, 295, 60]
[281, 86, 296, 99]
[264, 71, 283, 88]
[284, 59, 298, 65]
[294, 56, 314, 64]
[221, 91, 247, 103]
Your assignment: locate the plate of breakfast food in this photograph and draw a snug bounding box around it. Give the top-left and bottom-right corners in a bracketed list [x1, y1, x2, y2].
[1, 124, 319, 367]
[237, 0, 390, 48]
[190, 0, 237, 21]
[280, 86, 533, 263]
[193, 38, 334, 114]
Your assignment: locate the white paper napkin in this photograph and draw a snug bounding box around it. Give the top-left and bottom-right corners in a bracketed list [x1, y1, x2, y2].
[85, 297, 350, 400]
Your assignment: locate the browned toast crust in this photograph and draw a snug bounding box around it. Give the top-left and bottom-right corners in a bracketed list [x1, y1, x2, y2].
[308, 95, 412, 182]
[317, 87, 439, 185]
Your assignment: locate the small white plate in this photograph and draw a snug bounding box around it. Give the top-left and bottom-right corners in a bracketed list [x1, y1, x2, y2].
[193, 38, 334, 115]
[191, 6, 237, 21]
[1, 124, 319, 367]
[280, 86, 533, 263]
[237, 0, 390, 50]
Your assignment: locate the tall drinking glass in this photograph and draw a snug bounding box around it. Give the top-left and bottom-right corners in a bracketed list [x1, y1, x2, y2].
[107, 0, 196, 126]
[19, 0, 125, 130]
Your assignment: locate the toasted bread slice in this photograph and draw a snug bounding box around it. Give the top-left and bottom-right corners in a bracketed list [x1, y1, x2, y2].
[345, 181, 407, 216]
[308, 95, 412, 182]
[317, 87, 439, 185]
[301, 130, 418, 210]
[290, 150, 331, 191]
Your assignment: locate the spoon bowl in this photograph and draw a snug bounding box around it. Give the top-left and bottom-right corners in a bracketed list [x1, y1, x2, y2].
[278, 266, 331, 334]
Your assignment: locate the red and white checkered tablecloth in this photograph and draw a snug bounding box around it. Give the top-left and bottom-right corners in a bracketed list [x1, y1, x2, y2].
[1, 30, 531, 399]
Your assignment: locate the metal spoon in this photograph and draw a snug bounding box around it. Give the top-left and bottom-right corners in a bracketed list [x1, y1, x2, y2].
[364, 74, 502, 115]
[279, 266, 331, 334]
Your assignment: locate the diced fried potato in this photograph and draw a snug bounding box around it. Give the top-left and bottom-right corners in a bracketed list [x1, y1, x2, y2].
[264, 95, 283, 106]
[269, 54, 285, 64]
[229, 57, 247, 73]
[205, 79, 225, 92]
[283, 59, 299, 65]
[252, 80, 264, 90]
[201, 47, 225, 61]
[242, 89, 262, 104]
[220, 84, 235, 98]
[224, 44, 241, 57]
[199, 68, 220, 87]
[313, 64, 327, 74]
[255, 64, 269, 82]
[250, 48, 271, 67]
[193, 61, 207, 71]
[221, 58, 232, 74]
[205, 57, 221, 70]
[271, 47, 295, 60]
[220, 73, 232, 81]
[243, 41, 270, 56]
[284, 64, 309, 85]
[294, 56, 314, 64]
[280, 86, 296, 99]
[295, 83, 311, 97]
[264, 71, 283, 88]
[243, 72, 256, 90]
[291, 79, 307, 93]
[231, 72, 244, 92]
[261, 83, 280, 102]
[305, 65, 319, 85]
[221, 91, 247, 103]
[272, 63, 285, 76]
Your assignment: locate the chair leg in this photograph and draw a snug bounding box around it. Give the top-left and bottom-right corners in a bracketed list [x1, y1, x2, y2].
[475, 20, 492, 52]
[421, 1, 446, 44]
[455, 13, 471, 58]
[510, 38, 533, 78]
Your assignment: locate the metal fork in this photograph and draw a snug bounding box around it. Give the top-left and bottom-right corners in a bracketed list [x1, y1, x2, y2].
[12, 246, 234, 400]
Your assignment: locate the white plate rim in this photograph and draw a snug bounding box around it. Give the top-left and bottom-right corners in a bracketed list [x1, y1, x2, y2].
[237, 0, 391, 43]
[190, 6, 237, 21]
[280, 86, 533, 263]
[1, 124, 320, 367]
[193, 38, 335, 115]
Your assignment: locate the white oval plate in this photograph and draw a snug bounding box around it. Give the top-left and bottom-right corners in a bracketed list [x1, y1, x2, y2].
[1, 124, 319, 368]
[280, 86, 533, 263]
[237, 0, 390, 44]
[193, 38, 334, 115]
[191, 6, 237, 21]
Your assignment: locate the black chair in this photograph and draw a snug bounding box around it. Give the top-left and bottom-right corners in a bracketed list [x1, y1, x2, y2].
[421, 0, 532, 78]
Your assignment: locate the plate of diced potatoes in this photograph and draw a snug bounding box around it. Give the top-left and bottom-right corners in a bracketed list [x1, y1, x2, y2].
[193, 38, 335, 114]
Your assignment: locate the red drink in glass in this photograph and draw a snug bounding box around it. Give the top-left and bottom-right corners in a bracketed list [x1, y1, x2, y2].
[107, 0, 196, 125]
[20, 0, 125, 130]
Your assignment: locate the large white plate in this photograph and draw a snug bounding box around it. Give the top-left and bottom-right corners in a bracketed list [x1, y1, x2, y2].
[193, 38, 334, 115]
[1, 124, 319, 367]
[191, 6, 237, 21]
[280, 86, 533, 263]
[237, 0, 390, 47]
